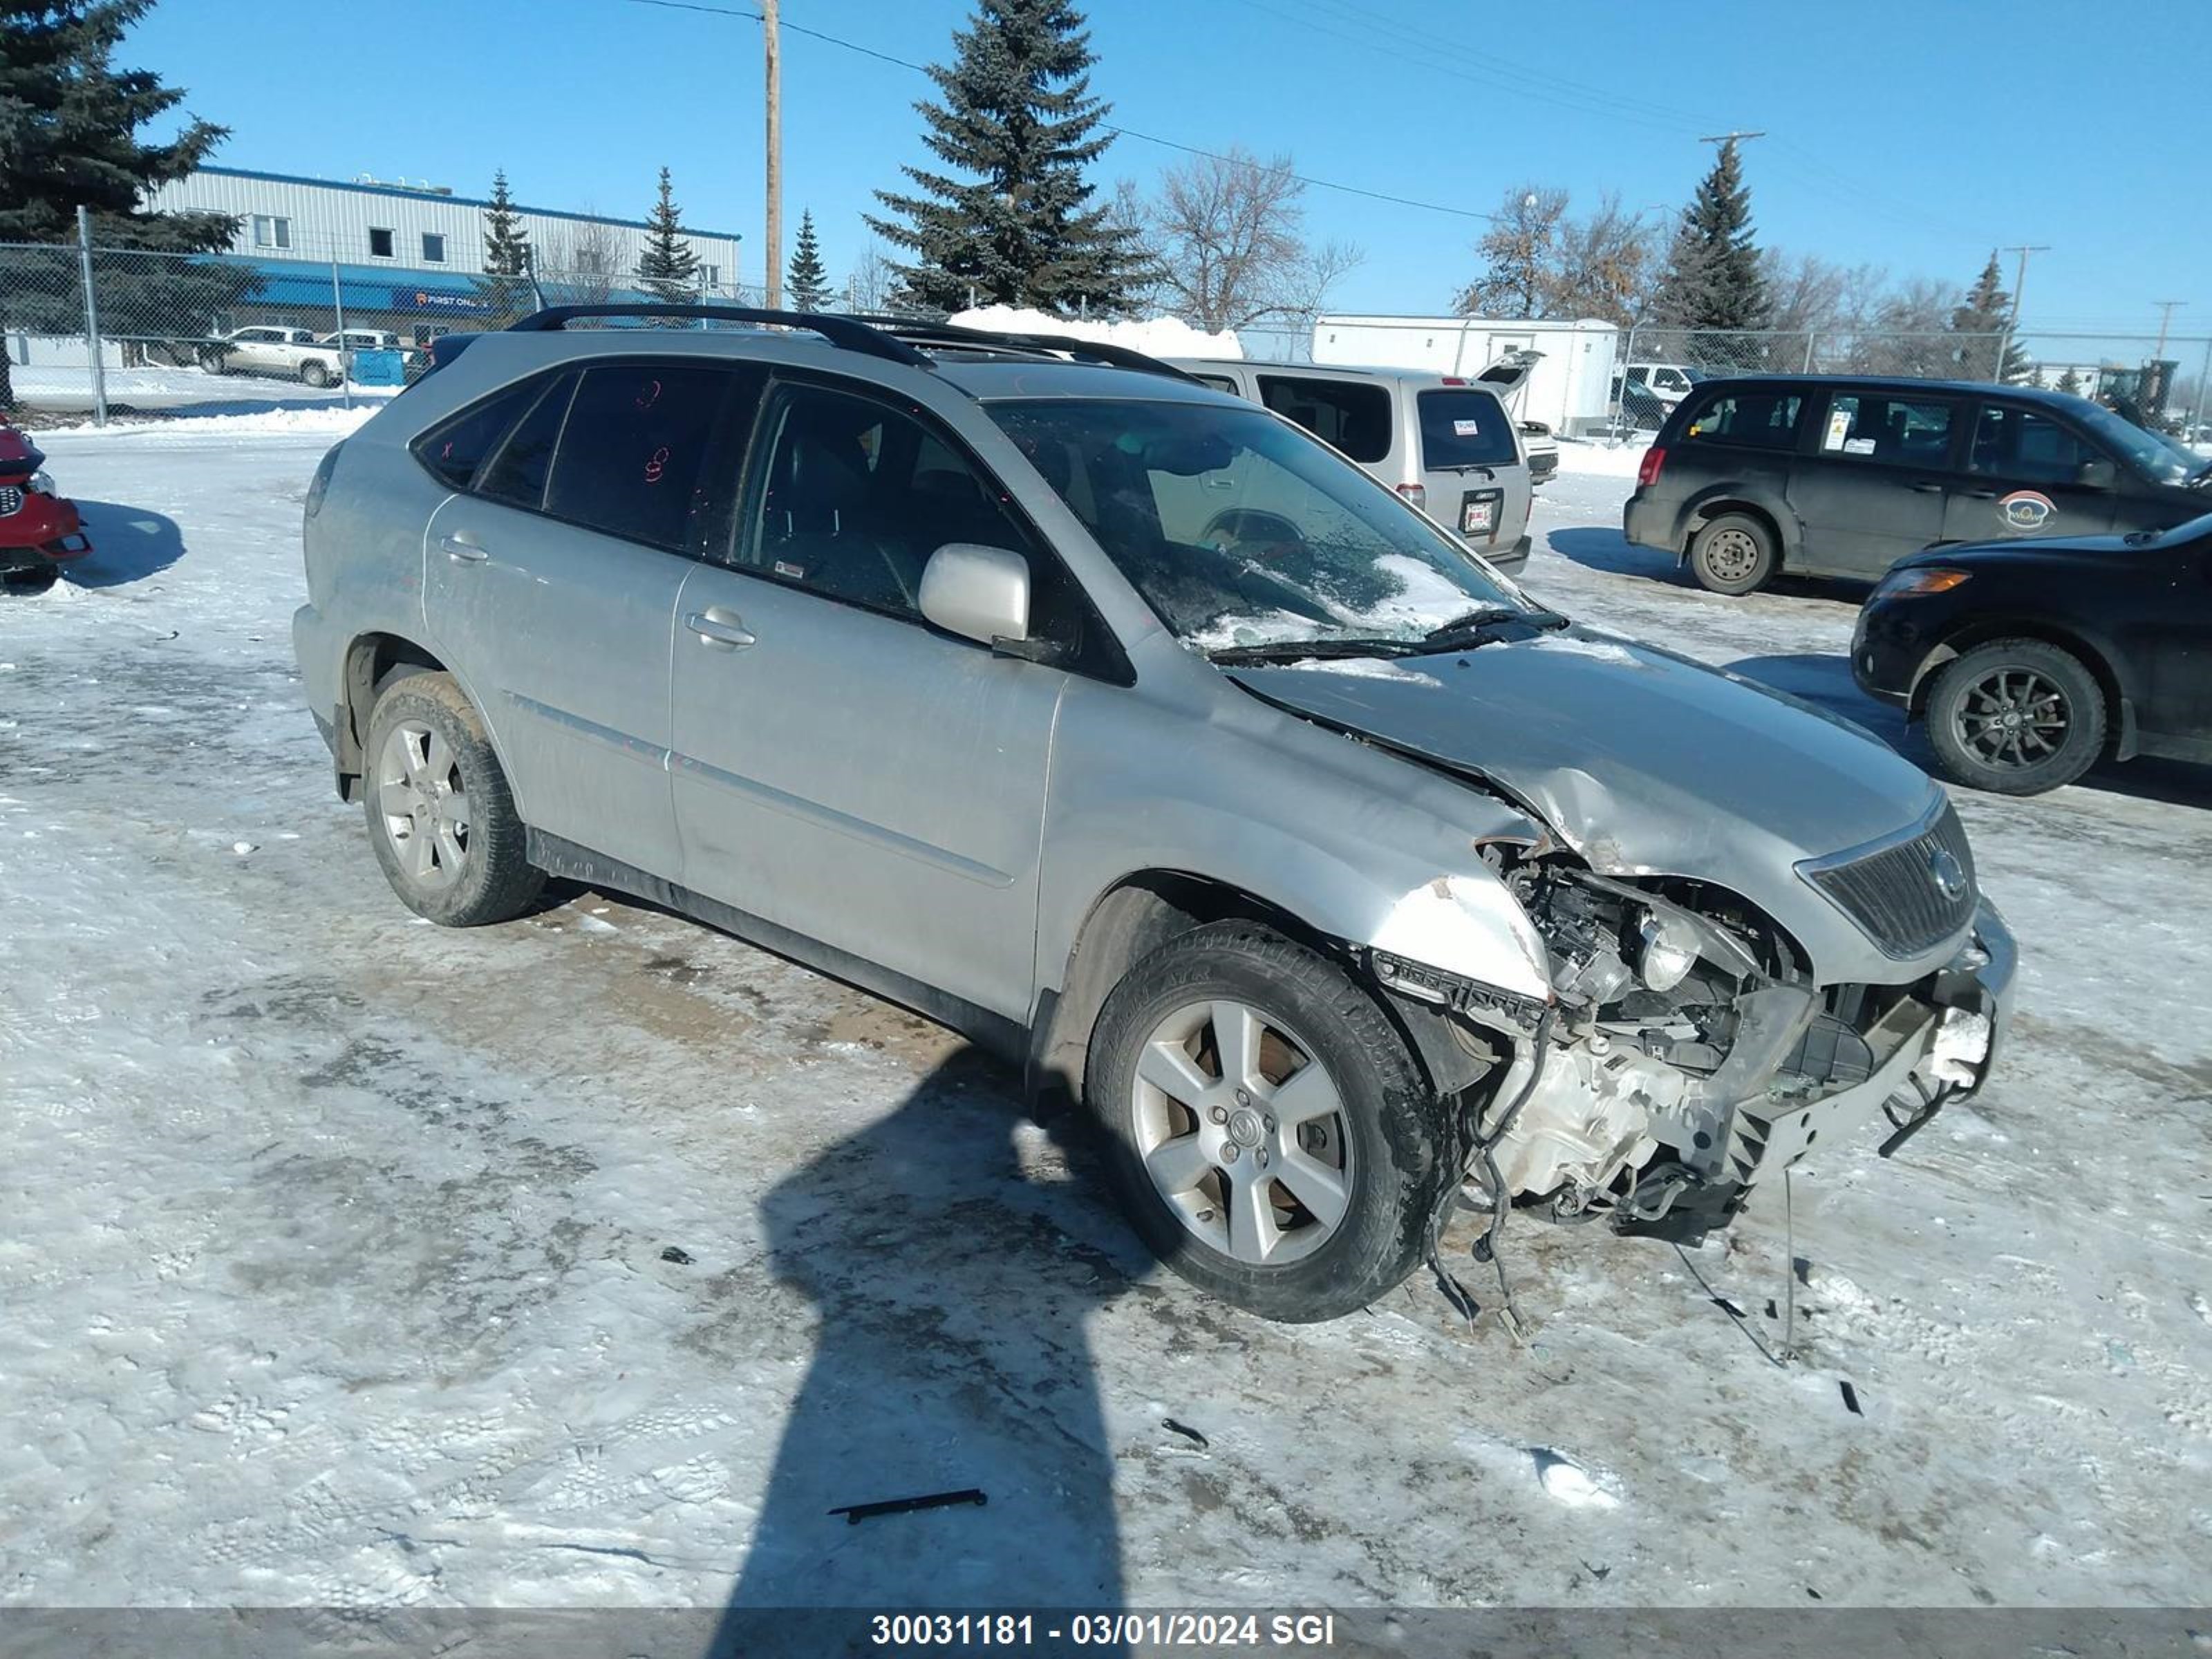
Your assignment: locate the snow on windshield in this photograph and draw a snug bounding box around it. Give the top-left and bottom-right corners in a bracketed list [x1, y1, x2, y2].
[989, 397, 1530, 650]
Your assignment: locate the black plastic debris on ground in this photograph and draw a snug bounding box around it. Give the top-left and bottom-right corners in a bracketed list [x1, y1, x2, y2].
[659, 1245, 694, 1266]
[1161, 1417, 1210, 1450]
[1839, 1379, 1864, 1416]
[829, 1488, 988, 1526]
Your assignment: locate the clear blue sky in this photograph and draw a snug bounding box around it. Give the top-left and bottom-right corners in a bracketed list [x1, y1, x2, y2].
[127, 0, 2210, 348]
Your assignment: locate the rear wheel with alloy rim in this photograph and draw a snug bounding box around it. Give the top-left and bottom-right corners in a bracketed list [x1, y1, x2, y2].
[363, 669, 543, 924]
[1087, 921, 1456, 1322]
[1924, 637, 2106, 795]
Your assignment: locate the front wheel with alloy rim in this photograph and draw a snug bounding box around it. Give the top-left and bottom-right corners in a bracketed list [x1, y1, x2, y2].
[1924, 637, 2106, 795]
[363, 669, 543, 924]
[1086, 921, 1456, 1322]
[1689, 512, 1779, 595]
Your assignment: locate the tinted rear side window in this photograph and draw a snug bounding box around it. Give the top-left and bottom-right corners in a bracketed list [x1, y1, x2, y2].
[413, 377, 546, 489]
[1679, 389, 1803, 451]
[1417, 390, 1517, 468]
[543, 364, 743, 552]
[476, 372, 579, 512]
[1257, 374, 1393, 464]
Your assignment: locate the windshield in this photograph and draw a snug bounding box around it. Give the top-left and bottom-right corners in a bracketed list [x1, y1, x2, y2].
[986, 397, 1537, 653]
[2071, 400, 2206, 484]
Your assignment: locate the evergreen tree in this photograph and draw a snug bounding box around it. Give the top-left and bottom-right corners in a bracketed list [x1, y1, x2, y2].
[785, 209, 832, 311]
[0, 0, 248, 409]
[1949, 251, 2031, 383]
[636, 167, 702, 301]
[474, 167, 533, 319]
[865, 0, 1144, 315]
[1648, 138, 1770, 339]
[482, 169, 530, 276]
[2055, 366, 2085, 396]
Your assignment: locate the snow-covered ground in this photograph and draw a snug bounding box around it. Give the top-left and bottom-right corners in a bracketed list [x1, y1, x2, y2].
[8, 360, 401, 422]
[3, 426, 2210, 1620]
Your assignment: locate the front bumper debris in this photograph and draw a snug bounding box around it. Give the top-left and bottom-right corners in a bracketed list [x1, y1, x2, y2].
[1611, 897, 2016, 1241]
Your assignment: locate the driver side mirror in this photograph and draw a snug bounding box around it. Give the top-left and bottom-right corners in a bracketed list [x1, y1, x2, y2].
[2077, 457, 2118, 489]
[919, 543, 1031, 648]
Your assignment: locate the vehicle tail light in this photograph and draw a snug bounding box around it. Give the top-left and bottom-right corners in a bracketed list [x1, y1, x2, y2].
[1395, 482, 1427, 508]
[1636, 447, 1666, 488]
[1438, 375, 1468, 386]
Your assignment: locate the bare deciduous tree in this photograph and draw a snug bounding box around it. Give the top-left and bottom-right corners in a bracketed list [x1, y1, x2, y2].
[1454, 185, 1568, 317]
[1141, 147, 1360, 333]
[541, 218, 623, 306]
[843, 240, 895, 313]
[1541, 193, 1658, 328]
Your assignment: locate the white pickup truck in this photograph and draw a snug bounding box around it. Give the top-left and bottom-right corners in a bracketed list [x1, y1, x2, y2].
[209, 327, 415, 387]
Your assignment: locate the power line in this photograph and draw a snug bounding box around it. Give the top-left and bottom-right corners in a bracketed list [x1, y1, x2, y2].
[619, 0, 1497, 222]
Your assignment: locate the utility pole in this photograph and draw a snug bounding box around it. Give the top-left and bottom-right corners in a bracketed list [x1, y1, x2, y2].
[1696, 129, 1766, 151]
[1998, 244, 2049, 383]
[2153, 299, 2186, 359]
[763, 0, 782, 309]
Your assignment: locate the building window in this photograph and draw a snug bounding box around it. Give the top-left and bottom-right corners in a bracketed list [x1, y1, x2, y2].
[252, 214, 291, 250]
[421, 232, 446, 264]
[699, 264, 718, 288]
[368, 227, 395, 259]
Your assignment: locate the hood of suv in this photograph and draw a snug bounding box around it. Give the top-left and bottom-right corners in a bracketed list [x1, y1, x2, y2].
[1227, 627, 1938, 878]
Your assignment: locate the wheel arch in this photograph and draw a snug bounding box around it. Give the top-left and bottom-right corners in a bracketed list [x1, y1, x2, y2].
[1685, 493, 1794, 567]
[1026, 870, 1499, 1114]
[337, 632, 452, 802]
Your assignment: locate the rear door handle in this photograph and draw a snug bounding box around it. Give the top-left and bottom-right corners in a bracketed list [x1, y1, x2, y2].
[1961, 489, 1998, 499]
[1909, 481, 1946, 494]
[439, 532, 489, 563]
[685, 610, 756, 649]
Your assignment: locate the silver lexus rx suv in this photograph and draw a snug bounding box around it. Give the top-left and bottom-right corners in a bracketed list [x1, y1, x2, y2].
[294, 308, 2016, 1323]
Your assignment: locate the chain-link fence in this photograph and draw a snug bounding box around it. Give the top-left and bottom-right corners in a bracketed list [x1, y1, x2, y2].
[14, 236, 2211, 446]
[0, 236, 773, 424]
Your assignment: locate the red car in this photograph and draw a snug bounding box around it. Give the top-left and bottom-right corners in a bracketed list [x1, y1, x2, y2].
[0, 420, 91, 590]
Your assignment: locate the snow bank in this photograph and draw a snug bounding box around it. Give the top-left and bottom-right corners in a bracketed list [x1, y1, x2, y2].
[949, 305, 1241, 361]
[37, 404, 381, 440]
[1555, 438, 1653, 478]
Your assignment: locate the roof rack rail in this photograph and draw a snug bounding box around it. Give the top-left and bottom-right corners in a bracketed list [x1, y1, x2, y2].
[850, 315, 1203, 385]
[506, 304, 930, 367]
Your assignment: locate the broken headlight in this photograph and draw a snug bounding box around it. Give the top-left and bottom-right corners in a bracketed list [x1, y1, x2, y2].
[1635, 911, 1701, 991]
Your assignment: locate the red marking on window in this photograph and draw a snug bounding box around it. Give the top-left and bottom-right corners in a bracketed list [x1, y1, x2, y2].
[644, 446, 671, 484]
[636, 378, 663, 411]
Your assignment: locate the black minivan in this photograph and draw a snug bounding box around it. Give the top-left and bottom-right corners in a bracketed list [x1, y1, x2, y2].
[1624, 375, 2212, 594]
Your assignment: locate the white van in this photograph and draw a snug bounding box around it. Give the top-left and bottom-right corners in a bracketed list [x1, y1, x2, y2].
[1170, 359, 1531, 572]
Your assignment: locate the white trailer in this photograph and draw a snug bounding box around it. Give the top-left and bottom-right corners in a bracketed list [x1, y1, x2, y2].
[1311, 315, 1622, 437]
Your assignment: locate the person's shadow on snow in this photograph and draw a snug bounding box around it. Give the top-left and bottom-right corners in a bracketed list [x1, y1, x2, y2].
[709, 1047, 1138, 1655]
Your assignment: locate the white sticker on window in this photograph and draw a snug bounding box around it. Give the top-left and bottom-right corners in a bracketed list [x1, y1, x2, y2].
[1452, 418, 1483, 437]
[1843, 437, 1877, 456]
[1824, 409, 1853, 450]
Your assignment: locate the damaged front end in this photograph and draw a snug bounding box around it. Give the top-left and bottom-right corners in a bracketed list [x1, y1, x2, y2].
[1375, 844, 2016, 1246]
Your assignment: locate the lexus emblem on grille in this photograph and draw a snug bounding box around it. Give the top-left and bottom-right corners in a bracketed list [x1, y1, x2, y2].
[1927, 847, 1968, 901]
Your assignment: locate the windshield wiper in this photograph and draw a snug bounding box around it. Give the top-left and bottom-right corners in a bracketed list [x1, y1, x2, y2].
[1206, 636, 1416, 666]
[1416, 606, 1568, 651]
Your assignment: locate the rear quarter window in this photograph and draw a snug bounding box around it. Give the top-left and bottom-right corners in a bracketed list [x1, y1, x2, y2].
[412, 375, 552, 490]
[1417, 389, 1517, 469]
[1257, 374, 1394, 465]
[1679, 389, 1803, 452]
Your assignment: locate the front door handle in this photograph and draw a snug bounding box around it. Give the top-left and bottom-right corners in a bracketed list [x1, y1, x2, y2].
[685, 610, 756, 650]
[1909, 481, 1945, 494]
[439, 532, 489, 563]
[1960, 489, 1998, 500]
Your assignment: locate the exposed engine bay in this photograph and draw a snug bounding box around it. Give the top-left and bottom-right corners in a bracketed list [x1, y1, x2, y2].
[1377, 850, 2004, 1245]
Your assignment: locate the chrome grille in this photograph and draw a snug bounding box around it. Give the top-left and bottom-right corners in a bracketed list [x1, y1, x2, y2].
[1800, 802, 1977, 959]
[0, 485, 21, 518]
